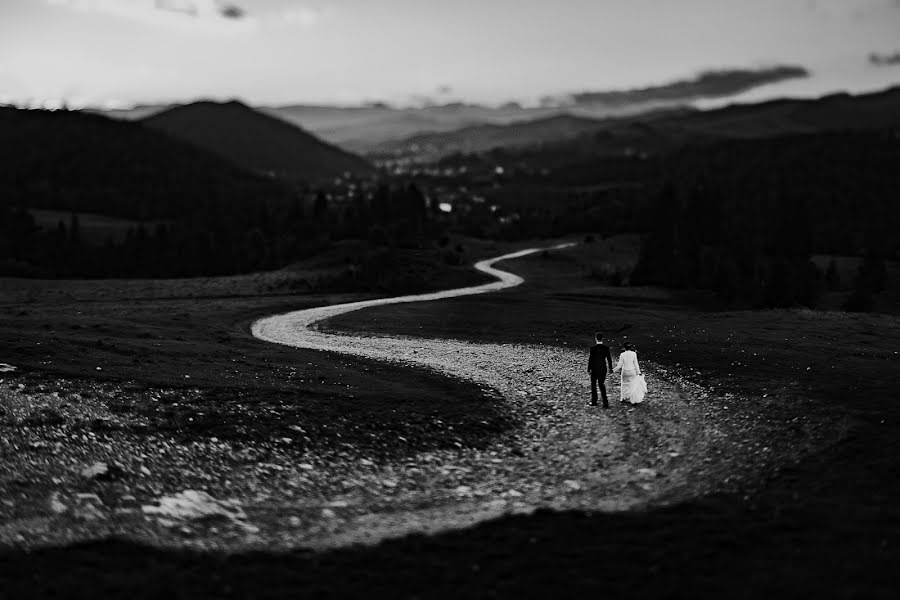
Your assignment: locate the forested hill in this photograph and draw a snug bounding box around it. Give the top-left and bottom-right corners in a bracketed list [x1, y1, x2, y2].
[142, 100, 375, 182]
[0, 106, 295, 220]
[0, 107, 439, 280]
[632, 130, 900, 308]
[0, 107, 306, 278]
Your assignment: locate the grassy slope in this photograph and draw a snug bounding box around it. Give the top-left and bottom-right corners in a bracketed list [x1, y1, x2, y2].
[1, 238, 899, 597]
[0, 245, 507, 457]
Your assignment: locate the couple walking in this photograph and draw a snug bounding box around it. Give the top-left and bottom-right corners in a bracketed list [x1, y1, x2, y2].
[587, 333, 647, 408]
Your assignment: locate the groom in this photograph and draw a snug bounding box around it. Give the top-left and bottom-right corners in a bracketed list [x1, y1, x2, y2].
[587, 332, 613, 408]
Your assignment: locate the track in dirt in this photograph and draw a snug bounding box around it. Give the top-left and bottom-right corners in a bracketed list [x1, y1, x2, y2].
[251, 243, 576, 352]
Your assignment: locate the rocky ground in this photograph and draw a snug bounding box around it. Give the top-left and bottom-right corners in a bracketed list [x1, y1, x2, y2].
[0, 324, 843, 553]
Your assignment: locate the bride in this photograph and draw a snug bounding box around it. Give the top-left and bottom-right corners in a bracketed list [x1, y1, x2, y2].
[613, 342, 647, 404]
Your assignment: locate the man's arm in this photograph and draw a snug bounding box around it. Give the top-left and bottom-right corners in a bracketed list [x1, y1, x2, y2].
[587, 347, 593, 372]
[606, 347, 613, 371]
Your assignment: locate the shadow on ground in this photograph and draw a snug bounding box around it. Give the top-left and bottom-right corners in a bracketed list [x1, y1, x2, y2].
[2, 426, 898, 599]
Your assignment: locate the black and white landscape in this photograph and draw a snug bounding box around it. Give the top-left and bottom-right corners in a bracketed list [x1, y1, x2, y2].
[1, 1, 899, 598]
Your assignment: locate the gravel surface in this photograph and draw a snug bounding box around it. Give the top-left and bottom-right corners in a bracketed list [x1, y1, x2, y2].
[0, 245, 844, 552]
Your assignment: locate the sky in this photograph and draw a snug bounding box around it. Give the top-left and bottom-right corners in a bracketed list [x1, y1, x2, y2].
[1, 0, 899, 108]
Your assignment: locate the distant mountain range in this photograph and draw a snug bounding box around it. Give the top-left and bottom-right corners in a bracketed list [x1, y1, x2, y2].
[89, 66, 813, 152]
[371, 109, 693, 160]
[377, 85, 900, 162]
[84, 79, 900, 166]
[142, 100, 373, 181]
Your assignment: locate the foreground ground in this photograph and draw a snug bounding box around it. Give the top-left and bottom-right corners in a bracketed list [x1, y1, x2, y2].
[0, 237, 898, 597]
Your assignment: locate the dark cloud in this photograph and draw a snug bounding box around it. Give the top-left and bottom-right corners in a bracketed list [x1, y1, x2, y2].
[153, 1, 248, 21]
[219, 4, 245, 20]
[565, 66, 810, 107]
[869, 51, 900, 66]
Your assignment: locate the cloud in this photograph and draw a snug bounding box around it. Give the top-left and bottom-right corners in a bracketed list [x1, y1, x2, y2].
[218, 4, 246, 20]
[47, 0, 327, 32]
[45, 0, 258, 34]
[869, 51, 900, 66]
[556, 66, 810, 108]
[278, 7, 322, 27]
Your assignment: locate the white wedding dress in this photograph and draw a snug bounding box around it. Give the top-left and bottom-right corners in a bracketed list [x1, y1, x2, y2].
[613, 350, 646, 404]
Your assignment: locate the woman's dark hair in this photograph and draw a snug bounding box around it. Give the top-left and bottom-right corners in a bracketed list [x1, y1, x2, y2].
[622, 342, 633, 351]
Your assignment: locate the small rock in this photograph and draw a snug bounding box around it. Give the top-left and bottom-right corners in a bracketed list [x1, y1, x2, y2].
[81, 461, 118, 481]
[564, 480, 582, 491]
[49, 492, 67, 514]
[142, 490, 254, 531]
[636, 468, 658, 479]
[72, 493, 105, 521]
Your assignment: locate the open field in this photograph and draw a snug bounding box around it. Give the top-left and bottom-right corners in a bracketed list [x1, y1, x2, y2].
[0, 243, 508, 456]
[0, 238, 898, 597]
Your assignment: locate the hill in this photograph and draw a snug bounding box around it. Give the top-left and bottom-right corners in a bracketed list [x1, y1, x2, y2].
[650, 86, 900, 139]
[0, 106, 292, 220]
[142, 100, 374, 181]
[373, 114, 616, 160]
[0, 106, 313, 278]
[385, 85, 900, 163]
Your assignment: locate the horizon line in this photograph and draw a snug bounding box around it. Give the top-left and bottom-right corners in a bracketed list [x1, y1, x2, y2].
[2, 81, 899, 115]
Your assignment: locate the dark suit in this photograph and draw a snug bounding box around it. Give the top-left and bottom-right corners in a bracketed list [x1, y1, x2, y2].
[588, 343, 613, 407]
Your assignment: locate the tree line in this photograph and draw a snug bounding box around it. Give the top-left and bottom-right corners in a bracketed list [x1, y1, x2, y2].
[631, 131, 899, 309]
[1, 183, 437, 278]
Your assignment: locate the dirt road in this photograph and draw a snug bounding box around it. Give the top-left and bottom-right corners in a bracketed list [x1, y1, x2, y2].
[249, 244, 835, 549]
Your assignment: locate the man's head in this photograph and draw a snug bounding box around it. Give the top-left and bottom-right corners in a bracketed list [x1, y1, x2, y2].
[595, 332, 604, 343]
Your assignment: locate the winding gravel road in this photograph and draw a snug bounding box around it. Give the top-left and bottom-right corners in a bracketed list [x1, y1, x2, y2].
[252, 243, 577, 352]
[0, 246, 841, 554]
[248, 244, 807, 550]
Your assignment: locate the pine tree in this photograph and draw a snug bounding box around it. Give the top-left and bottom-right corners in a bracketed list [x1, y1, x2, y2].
[825, 259, 840, 290]
[313, 191, 328, 221]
